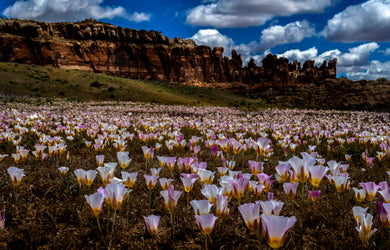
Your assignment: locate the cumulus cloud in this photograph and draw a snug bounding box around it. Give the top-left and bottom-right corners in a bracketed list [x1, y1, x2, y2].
[2, 0, 151, 23]
[190, 29, 259, 59]
[275, 42, 381, 80]
[345, 60, 390, 80]
[191, 29, 235, 51]
[259, 20, 315, 49]
[186, 0, 333, 28]
[322, 0, 390, 42]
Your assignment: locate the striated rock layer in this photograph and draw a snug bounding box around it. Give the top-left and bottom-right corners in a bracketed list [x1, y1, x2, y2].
[1, 18, 388, 110]
[0, 18, 336, 86]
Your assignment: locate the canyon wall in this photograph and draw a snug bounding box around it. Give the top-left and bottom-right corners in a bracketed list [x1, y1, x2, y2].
[0, 18, 336, 87]
[2, 18, 389, 110]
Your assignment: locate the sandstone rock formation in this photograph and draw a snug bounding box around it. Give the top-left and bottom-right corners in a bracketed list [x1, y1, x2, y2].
[0, 18, 336, 87]
[2, 18, 388, 110]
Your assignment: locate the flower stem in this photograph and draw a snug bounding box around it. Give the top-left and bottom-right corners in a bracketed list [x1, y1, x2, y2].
[96, 215, 107, 247]
[149, 189, 152, 210]
[108, 209, 117, 250]
[205, 234, 208, 250]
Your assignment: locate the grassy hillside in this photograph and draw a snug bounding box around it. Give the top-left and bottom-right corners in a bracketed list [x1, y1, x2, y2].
[0, 62, 265, 108]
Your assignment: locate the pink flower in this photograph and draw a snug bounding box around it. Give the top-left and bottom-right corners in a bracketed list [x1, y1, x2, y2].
[190, 200, 213, 215]
[248, 160, 264, 175]
[143, 215, 160, 236]
[160, 185, 182, 211]
[8, 166, 25, 186]
[283, 183, 299, 199]
[215, 195, 229, 218]
[103, 183, 129, 210]
[261, 214, 297, 249]
[144, 175, 159, 190]
[228, 175, 249, 200]
[238, 203, 260, 232]
[195, 214, 217, 236]
[360, 182, 380, 201]
[308, 190, 321, 201]
[85, 192, 104, 216]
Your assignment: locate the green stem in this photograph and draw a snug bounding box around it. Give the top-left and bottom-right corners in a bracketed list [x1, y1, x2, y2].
[238, 197, 241, 206]
[108, 209, 117, 250]
[96, 215, 107, 247]
[205, 234, 208, 250]
[96, 215, 103, 236]
[187, 192, 189, 206]
[149, 189, 152, 210]
[170, 211, 175, 248]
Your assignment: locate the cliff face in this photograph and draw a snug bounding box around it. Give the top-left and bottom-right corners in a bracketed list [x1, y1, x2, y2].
[0, 18, 336, 87]
[3, 18, 388, 110]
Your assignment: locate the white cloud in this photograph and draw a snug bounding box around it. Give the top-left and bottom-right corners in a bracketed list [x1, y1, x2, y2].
[186, 0, 333, 28]
[190, 29, 235, 51]
[259, 20, 315, 49]
[190, 29, 259, 59]
[345, 60, 390, 80]
[275, 42, 381, 80]
[186, 4, 271, 28]
[338, 42, 379, 66]
[322, 0, 390, 42]
[276, 47, 319, 63]
[2, 0, 151, 23]
[384, 48, 390, 55]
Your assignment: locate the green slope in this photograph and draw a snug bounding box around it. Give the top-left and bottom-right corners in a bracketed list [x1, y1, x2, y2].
[0, 62, 265, 108]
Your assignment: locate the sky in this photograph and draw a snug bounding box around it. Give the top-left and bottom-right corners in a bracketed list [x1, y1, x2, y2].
[1, 0, 390, 81]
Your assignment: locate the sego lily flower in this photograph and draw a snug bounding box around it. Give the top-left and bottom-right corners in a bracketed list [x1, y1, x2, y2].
[160, 185, 182, 212]
[308, 165, 329, 188]
[58, 166, 69, 176]
[379, 188, 390, 203]
[201, 184, 223, 205]
[181, 174, 198, 193]
[308, 190, 321, 201]
[238, 202, 260, 232]
[215, 194, 229, 218]
[195, 213, 217, 237]
[7, 166, 25, 186]
[228, 175, 249, 204]
[261, 214, 297, 249]
[190, 200, 213, 216]
[103, 183, 129, 210]
[258, 200, 284, 216]
[143, 215, 161, 236]
[159, 178, 174, 190]
[74, 169, 86, 187]
[360, 182, 380, 201]
[85, 192, 104, 216]
[355, 213, 377, 244]
[121, 171, 138, 188]
[283, 183, 299, 199]
[353, 188, 366, 202]
[144, 175, 159, 190]
[84, 170, 98, 186]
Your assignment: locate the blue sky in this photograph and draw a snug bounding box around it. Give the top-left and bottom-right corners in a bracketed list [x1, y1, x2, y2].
[1, 0, 390, 81]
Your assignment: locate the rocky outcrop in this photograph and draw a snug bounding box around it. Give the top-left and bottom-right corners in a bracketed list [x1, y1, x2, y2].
[236, 77, 390, 110]
[0, 18, 336, 87]
[4, 18, 388, 110]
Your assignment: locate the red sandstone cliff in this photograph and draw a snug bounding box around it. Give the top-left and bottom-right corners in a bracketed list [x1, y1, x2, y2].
[0, 18, 336, 88]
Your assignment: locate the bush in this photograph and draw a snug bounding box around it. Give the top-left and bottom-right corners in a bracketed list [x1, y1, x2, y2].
[90, 80, 102, 88]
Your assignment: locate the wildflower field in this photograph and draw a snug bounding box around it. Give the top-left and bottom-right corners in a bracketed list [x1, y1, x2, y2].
[1, 99, 390, 249]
